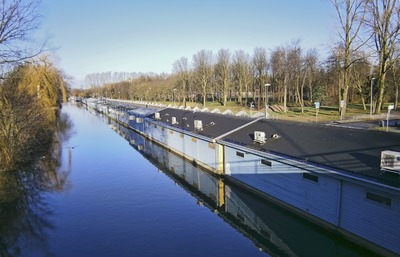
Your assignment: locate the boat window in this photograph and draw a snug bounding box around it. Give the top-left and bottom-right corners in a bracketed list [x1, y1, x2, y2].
[303, 173, 319, 183]
[366, 192, 392, 206]
[236, 151, 244, 158]
[261, 159, 272, 167]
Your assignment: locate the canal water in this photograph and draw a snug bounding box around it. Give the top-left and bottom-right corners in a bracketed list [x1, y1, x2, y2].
[0, 103, 381, 257]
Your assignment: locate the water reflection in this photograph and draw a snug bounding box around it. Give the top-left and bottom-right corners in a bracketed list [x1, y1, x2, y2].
[101, 111, 382, 257]
[0, 112, 74, 256]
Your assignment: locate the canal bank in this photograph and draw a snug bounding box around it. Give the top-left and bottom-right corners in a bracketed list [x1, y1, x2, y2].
[84, 98, 400, 257]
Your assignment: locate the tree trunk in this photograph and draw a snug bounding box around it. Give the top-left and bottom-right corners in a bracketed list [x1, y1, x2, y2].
[376, 72, 386, 114]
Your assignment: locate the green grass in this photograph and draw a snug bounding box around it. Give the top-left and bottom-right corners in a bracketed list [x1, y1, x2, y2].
[156, 100, 392, 123]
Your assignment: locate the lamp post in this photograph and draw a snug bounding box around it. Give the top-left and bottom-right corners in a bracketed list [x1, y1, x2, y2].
[265, 84, 270, 118]
[370, 78, 375, 117]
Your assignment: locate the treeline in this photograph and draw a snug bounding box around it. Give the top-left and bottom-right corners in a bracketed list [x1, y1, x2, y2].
[81, 41, 398, 113]
[80, 0, 400, 116]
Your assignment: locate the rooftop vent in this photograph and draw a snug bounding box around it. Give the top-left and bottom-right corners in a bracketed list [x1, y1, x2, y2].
[172, 117, 178, 125]
[154, 112, 160, 120]
[194, 120, 203, 131]
[253, 131, 266, 144]
[381, 150, 400, 173]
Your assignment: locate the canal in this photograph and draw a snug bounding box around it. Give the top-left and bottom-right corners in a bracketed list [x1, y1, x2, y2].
[0, 103, 382, 257]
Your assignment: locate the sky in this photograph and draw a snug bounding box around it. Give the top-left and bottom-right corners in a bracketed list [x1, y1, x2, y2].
[36, 0, 337, 88]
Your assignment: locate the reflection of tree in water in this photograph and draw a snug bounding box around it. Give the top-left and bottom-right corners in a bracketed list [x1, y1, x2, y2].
[0, 112, 74, 256]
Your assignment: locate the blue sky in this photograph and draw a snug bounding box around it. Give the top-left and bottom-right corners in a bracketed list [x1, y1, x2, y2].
[37, 0, 336, 88]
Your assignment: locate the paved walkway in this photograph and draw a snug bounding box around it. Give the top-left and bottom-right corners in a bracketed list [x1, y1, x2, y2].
[323, 110, 400, 132]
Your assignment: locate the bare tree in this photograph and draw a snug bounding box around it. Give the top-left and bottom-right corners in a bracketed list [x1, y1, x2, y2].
[232, 50, 245, 104]
[305, 48, 320, 103]
[0, 0, 46, 69]
[172, 56, 189, 106]
[287, 41, 307, 114]
[214, 49, 231, 106]
[192, 50, 213, 106]
[367, 0, 400, 114]
[252, 47, 268, 107]
[330, 0, 370, 116]
[352, 54, 371, 110]
[270, 46, 287, 111]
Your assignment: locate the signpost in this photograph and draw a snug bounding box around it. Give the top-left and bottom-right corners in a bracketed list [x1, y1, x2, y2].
[340, 100, 345, 120]
[387, 105, 394, 132]
[315, 102, 320, 123]
[250, 102, 255, 116]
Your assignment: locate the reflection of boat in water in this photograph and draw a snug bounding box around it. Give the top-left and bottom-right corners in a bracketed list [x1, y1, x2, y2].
[103, 117, 381, 257]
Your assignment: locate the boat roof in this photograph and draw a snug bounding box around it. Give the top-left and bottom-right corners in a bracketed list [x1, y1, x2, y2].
[127, 107, 158, 116]
[220, 118, 400, 188]
[153, 108, 254, 138]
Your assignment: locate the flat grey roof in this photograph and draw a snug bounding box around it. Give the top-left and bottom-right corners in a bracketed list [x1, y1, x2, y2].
[220, 119, 400, 187]
[153, 108, 253, 138]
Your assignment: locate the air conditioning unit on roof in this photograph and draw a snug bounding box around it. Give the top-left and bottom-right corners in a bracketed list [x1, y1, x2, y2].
[253, 131, 266, 144]
[172, 117, 178, 125]
[155, 112, 160, 120]
[381, 150, 400, 173]
[194, 120, 203, 131]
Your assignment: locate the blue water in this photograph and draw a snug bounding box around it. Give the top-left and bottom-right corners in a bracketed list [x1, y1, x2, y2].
[43, 103, 268, 257]
[2, 103, 381, 257]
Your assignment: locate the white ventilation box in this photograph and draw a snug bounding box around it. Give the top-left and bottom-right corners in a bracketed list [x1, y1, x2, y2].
[381, 150, 400, 173]
[172, 117, 178, 125]
[194, 120, 203, 130]
[254, 131, 266, 144]
[155, 112, 160, 120]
